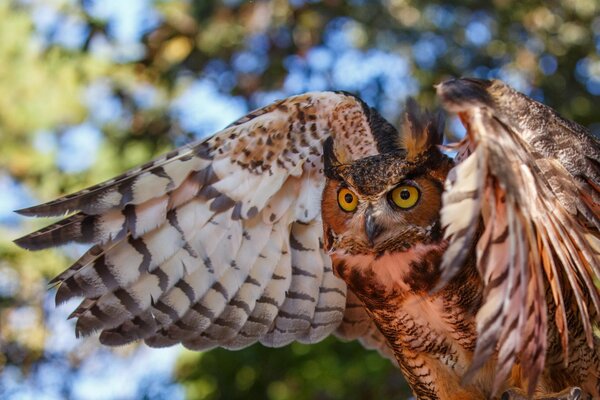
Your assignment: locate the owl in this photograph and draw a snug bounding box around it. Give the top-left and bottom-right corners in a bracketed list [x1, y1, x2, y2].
[14, 78, 600, 400]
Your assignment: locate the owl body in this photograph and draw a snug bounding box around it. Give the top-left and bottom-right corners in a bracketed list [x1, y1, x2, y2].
[320, 100, 600, 399]
[14, 80, 600, 399]
[331, 247, 485, 399]
[320, 116, 487, 398]
[334, 240, 600, 399]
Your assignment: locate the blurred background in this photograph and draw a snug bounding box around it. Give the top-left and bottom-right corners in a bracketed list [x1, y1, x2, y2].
[1, 0, 599, 399]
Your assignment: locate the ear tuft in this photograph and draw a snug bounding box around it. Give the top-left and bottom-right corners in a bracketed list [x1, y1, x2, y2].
[401, 98, 445, 161]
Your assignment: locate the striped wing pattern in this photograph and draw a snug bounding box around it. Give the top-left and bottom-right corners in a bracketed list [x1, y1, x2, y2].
[437, 79, 600, 394]
[15, 92, 393, 354]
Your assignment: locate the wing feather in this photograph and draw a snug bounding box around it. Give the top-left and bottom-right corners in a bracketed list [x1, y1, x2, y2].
[16, 92, 394, 358]
[437, 78, 600, 394]
[16, 149, 207, 217]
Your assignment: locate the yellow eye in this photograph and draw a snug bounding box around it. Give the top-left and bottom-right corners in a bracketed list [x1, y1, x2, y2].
[390, 185, 420, 209]
[337, 188, 358, 212]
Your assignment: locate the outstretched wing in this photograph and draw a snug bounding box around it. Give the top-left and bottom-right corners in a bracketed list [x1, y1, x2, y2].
[15, 91, 396, 358]
[437, 78, 600, 394]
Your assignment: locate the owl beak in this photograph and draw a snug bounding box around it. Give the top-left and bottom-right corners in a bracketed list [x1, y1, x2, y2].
[365, 211, 383, 247]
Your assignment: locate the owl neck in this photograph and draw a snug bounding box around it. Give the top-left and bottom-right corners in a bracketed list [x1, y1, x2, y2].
[332, 239, 481, 318]
[332, 241, 448, 304]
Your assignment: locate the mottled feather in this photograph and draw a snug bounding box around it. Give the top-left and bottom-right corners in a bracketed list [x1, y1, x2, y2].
[437, 78, 600, 395]
[15, 91, 396, 356]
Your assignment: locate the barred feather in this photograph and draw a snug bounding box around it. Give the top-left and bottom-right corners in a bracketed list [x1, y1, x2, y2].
[15, 91, 395, 357]
[438, 78, 600, 395]
[334, 290, 397, 363]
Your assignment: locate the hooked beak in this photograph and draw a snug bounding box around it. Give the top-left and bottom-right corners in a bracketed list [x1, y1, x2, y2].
[364, 210, 384, 247]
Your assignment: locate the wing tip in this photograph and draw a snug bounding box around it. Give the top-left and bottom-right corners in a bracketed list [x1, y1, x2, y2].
[14, 203, 75, 218]
[436, 77, 494, 112]
[13, 232, 70, 251]
[13, 235, 40, 251]
[99, 330, 132, 346]
[14, 205, 44, 217]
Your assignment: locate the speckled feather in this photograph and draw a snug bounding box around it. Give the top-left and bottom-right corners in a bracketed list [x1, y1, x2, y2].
[14, 92, 395, 360]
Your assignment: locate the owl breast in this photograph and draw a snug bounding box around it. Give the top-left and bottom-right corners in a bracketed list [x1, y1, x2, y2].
[332, 244, 488, 399]
[331, 243, 444, 299]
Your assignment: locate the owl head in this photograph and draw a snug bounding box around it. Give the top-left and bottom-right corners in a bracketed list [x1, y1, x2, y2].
[321, 100, 453, 258]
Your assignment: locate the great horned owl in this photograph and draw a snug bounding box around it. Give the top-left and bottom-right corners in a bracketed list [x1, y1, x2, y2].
[14, 78, 600, 399]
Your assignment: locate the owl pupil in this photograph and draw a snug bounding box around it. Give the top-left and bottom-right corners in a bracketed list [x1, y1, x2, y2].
[344, 193, 354, 203]
[400, 190, 410, 200]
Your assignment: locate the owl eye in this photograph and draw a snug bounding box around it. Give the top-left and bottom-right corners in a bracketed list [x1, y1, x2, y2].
[389, 184, 420, 209]
[337, 188, 358, 212]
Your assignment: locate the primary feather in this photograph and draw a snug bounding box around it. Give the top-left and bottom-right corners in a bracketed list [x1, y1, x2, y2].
[437, 78, 600, 395]
[15, 91, 397, 358]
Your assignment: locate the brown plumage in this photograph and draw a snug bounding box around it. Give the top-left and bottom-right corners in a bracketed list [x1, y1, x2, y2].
[14, 79, 600, 399]
[437, 79, 600, 397]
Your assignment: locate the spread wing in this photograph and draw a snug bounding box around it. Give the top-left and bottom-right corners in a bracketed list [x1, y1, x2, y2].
[436, 78, 600, 393]
[14, 91, 395, 359]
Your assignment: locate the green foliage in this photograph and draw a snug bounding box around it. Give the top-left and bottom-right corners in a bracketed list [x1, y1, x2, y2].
[175, 338, 409, 400]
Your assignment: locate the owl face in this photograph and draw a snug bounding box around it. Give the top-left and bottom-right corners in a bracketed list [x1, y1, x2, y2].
[321, 148, 453, 257]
